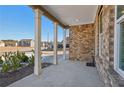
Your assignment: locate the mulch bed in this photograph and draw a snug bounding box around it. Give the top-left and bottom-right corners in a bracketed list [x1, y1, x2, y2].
[0, 63, 53, 87]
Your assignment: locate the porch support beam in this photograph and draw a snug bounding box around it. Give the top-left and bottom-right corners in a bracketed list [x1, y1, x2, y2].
[53, 22, 58, 65]
[63, 29, 66, 60]
[30, 5, 69, 28]
[34, 9, 43, 76]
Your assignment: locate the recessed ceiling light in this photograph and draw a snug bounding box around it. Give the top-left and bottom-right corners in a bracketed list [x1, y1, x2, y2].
[75, 19, 79, 22]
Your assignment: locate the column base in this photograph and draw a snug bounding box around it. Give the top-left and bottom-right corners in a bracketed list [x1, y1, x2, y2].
[34, 71, 42, 76]
[34, 66, 42, 76]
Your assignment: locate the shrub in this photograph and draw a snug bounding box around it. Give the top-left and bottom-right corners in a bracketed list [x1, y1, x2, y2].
[0, 56, 3, 64]
[20, 53, 29, 62]
[1, 51, 22, 72]
[1, 52, 12, 73]
[2, 52, 9, 62]
[13, 51, 29, 63]
[28, 55, 34, 66]
[10, 55, 22, 71]
[1, 51, 34, 73]
[16, 51, 22, 61]
[2, 62, 11, 73]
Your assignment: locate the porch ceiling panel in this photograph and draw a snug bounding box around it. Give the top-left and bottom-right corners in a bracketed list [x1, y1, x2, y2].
[43, 5, 98, 26]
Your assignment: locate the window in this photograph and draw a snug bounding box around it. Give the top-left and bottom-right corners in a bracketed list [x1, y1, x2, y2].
[119, 21, 124, 70]
[115, 5, 124, 78]
[99, 10, 103, 58]
[117, 5, 124, 19]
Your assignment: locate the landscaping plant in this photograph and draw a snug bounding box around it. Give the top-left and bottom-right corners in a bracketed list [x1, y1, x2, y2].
[0, 56, 3, 64]
[20, 52, 29, 62]
[16, 51, 22, 61]
[10, 55, 22, 71]
[28, 55, 34, 66]
[1, 62, 11, 73]
[2, 52, 10, 62]
[1, 51, 35, 73]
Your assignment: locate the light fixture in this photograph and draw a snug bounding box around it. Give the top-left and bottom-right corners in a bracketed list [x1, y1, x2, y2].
[75, 19, 79, 22]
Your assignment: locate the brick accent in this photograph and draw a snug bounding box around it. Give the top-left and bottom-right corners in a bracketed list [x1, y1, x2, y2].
[69, 24, 95, 61]
[69, 5, 124, 87]
[95, 5, 124, 87]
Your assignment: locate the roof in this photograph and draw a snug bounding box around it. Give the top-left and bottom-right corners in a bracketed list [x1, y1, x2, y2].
[0, 40, 18, 43]
[19, 39, 32, 41]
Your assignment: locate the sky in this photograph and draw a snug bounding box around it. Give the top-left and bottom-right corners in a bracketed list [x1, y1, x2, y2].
[0, 5, 65, 42]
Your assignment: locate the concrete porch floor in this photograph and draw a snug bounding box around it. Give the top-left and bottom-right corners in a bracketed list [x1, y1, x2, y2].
[8, 55, 104, 87]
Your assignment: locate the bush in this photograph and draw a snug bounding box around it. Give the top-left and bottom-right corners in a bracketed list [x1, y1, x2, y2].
[13, 51, 29, 63]
[1, 51, 35, 73]
[1, 51, 22, 72]
[28, 55, 34, 66]
[2, 62, 11, 73]
[10, 55, 22, 71]
[16, 51, 22, 61]
[20, 53, 29, 62]
[0, 56, 3, 64]
[2, 52, 12, 62]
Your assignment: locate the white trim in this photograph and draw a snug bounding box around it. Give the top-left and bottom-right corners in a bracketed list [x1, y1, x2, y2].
[98, 10, 103, 58]
[116, 68, 124, 78]
[116, 14, 124, 24]
[114, 5, 124, 78]
[114, 5, 117, 70]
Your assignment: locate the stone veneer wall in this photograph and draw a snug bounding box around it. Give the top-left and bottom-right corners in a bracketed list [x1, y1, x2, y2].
[69, 24, 95, 61]
[95, 5, 124, 87]
[69, 5, 124, 86]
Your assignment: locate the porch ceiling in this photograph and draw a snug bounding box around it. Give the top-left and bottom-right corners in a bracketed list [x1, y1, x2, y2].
[43, 5, 98, 26]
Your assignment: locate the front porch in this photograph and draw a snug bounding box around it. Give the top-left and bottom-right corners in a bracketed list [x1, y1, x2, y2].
[0, 5, 114, 87]
[9, 55, 104, 87]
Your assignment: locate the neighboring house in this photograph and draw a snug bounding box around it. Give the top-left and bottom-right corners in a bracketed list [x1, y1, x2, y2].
[41, 42, 47, 50]
[41, 41, 53, 50]
[65, 37, 70, 48]
[0, 41, 5, 47]
[0, 40, 18, 47]
[61, 37, 70, 48]
[18, 39, 34, 47]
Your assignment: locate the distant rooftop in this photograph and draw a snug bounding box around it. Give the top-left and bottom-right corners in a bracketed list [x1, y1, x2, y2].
[0, 40, 18, 42]
[19, 39, 33, 41]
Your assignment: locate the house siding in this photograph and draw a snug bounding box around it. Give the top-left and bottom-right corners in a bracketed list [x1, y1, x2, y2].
[95, 5, 124, 87]
[0, 40, 17, 47]
[69, 5, 124, 87]
[69, 23, 95, 61]
[94, 5, 115, 86]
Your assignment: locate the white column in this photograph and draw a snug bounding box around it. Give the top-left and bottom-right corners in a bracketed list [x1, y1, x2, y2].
[63, 29, 66, 60]
[53, 22, 58, 65]
[34, 9, 43, 75]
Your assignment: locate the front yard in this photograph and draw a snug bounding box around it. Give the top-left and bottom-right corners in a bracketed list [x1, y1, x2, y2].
[0, 51, 52, 87]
